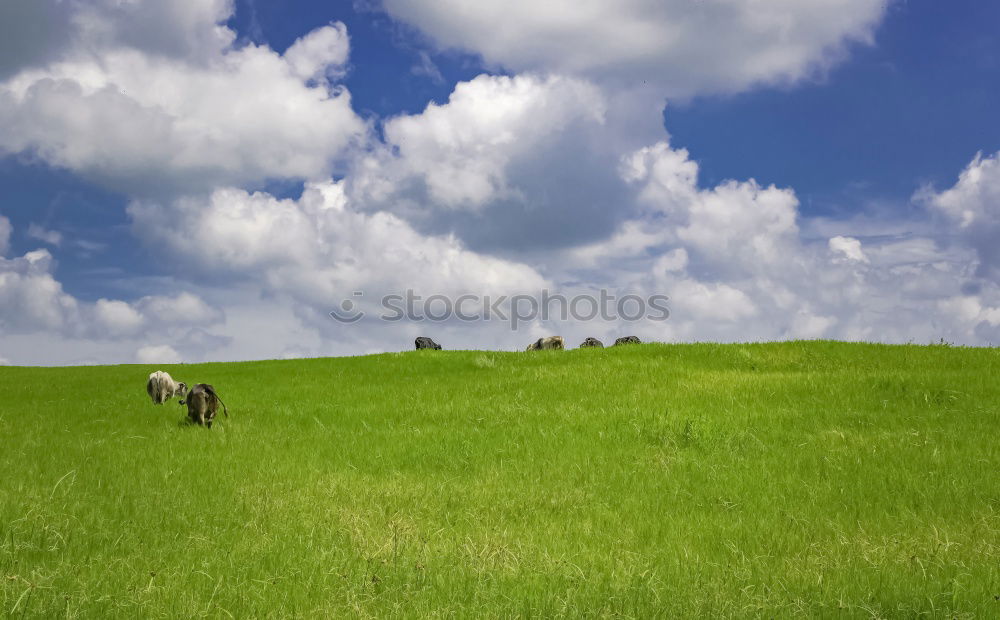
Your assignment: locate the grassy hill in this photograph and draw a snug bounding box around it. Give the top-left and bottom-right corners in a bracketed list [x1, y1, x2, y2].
[1, 342, 998, 617]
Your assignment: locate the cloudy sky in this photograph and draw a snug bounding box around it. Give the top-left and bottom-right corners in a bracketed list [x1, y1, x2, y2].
[2, 0, 1000, 365]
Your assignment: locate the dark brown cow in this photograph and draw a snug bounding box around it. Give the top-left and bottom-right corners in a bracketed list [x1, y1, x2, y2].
[180, 384, 228, 428]
[526, 336, 564, 351]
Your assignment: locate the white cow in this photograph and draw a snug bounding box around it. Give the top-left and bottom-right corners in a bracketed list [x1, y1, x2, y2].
[146, 371, 187, 405]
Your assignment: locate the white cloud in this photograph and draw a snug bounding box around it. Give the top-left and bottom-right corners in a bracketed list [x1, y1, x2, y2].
[614, 140, 802, 279]
[924, 152, 1000, 228]
[73, 0, 237, 60]
[137, 292, 223, 326]
[90, 294, 220, 339]
[380, 0, 890, 96]
[26, 223, 63, 247]
[284, 22, 351, 82]
[0, 222, 225, 358]
[0, 249, 80, 333]
[788, 311, 838, 340]
[1, 0, 236, 77]
[549, 140, 1000, 347]
[669, 279, 758, 323]
[0, 10, 364, 195]
[348, 73, 657, 252]
[136, 344, 183, 365]
[94, 299, 145, 336]
[128, 180, 550, 311]
[353, 73, 606, 210]
[828, 235, 869, 263]
[921, 151, 1000, 282]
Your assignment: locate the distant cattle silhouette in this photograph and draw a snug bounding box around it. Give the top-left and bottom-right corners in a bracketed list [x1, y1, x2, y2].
[526, 336, 564, 351]
[415, 336, 442, 350]
[614, 336, 641, 346]
[580, 337, 604, 348]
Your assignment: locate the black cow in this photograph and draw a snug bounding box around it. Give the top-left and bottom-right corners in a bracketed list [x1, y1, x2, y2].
[580, 337, 604, 348]
[614, 336, 641, 346]
[415, 337, 442, 350]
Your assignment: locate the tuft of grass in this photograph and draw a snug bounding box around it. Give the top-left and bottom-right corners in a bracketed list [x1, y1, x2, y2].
[0, 341, 998, 617]
[472, 353, 498, 369]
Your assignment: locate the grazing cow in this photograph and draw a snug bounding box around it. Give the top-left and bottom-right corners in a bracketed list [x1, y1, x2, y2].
[614, 336, 641, 346]
[180, 384, 228, 428]
[415, 336, 442, 350]
[526, 336, 565, 351]
[580, 337, 604, 348]
[146, 371, 187, 405]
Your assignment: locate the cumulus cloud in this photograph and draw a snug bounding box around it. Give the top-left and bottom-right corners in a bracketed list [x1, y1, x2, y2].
[0, 7, 364, 195]
[284, 22, 351, 82]
[622, 141, 803, 279]
[0, 0, 235, 78]
[94, 299, 145, 337]
[0, 223, 224, 348]
[921, 151, 1000, 282]
[348, 73, 660, 251]
[549, 140, 1000, 346]
[136, 344, 183, 365]
[88, 291, 226, 339]
[0, 249, 80, 334]
[829, 236, 869, 263]
[137, 292, 223, 326]
[128, 180, 549, 311]
[362, 74, 605, 209]
[379, 0, 890, 96]
[0, 261, 228, 364]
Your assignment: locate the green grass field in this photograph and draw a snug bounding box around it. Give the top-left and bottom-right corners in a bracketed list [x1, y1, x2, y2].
[1, 342, 998, 617]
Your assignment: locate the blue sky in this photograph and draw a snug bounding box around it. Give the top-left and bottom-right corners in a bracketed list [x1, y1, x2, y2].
[667, 0, 1000, 213]
[2, 0, 1000, 364]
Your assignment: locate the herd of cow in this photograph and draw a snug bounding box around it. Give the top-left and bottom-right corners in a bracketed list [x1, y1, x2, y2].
[416, 335, 641, 351]
[145, 335, 641, 429]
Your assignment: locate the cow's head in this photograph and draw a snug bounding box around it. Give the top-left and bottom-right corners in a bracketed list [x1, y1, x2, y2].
[177, 382, 188, 396]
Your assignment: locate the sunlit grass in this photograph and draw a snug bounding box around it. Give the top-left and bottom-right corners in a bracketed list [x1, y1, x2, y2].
[1, 341, 998, 616]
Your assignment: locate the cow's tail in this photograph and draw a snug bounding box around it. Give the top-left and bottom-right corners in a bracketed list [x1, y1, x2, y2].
[205, 386, 229, 417]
